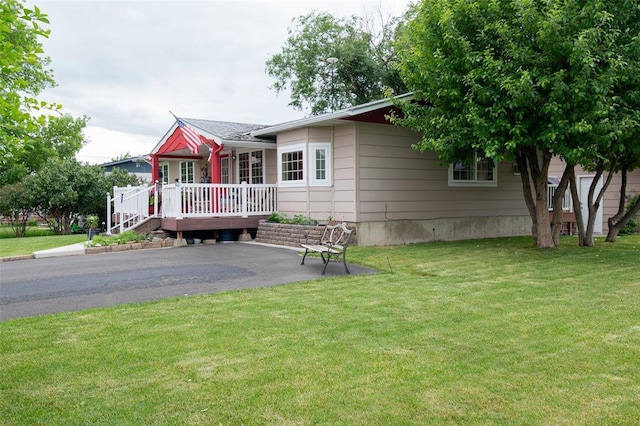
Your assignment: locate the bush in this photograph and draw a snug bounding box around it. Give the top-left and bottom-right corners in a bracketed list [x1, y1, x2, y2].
[87, 231, 149, 247]
[619, 195, 640, 236]
[266, 212, 319, 225]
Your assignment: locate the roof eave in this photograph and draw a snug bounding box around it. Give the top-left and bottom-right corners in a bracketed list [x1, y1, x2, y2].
[251, 93, 413, 137]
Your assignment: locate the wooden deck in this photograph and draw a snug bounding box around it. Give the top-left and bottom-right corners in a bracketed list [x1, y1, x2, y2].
[161, 215, 268, 232]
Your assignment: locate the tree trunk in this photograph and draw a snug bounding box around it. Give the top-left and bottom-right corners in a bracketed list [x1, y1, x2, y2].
[605, 166, 640, 242]
[582, 163, 614, 246]
[518, 147, 555, 248]
[569, 172, 586, 245]
[550, 165, 573, 246]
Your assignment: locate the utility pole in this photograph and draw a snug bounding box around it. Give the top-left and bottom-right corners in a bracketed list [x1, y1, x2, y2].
[326, 57, 338, 111]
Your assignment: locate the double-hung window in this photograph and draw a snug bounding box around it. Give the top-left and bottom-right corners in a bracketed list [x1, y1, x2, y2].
[448, 154, 497, 187]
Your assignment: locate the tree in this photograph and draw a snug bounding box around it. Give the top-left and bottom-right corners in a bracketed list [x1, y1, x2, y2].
[0, 178, 38, 238]
[266, 11, 406, 115]
[394, 0, 640, 248]
[0, 0, 58, 182]
[1, 114, 89, 186]
[29, 158, 105, 234]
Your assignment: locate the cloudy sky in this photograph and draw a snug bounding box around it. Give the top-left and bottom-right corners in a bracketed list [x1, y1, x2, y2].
[29, 0, 412, 164]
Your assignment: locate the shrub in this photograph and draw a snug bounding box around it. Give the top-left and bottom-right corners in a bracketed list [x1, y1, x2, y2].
[266, 212, 319, 225]
[619, 195, 640, 236]
[87, 230, 149, 247]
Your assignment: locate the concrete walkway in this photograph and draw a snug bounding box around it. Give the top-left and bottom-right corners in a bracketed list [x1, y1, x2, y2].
[32, 243, 87, 259]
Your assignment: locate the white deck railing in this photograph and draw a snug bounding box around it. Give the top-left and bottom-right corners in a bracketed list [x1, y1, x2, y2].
[106, 183, 156, 235]
[161, 182, 277, 218]
[107, 182, 277, 234]
[548, 184, 572, 212]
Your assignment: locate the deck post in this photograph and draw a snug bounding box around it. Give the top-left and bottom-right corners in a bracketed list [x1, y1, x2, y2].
[241, 181, 248, 218]
[106, 192, 112, 235]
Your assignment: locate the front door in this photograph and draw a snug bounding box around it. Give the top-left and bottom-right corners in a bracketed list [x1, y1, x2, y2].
[579, 175, 603, 234]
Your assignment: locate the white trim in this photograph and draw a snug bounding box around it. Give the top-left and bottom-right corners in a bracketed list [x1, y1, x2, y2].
[309, 142, 332, 187]
[235, 149, 265, 184]
[252, 93, 413, 137]
[278, 143, 306, 187]
[448, 155, 498, 187]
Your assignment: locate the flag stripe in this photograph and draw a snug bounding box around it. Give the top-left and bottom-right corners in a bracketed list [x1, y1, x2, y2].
[176, 118, 201, 154]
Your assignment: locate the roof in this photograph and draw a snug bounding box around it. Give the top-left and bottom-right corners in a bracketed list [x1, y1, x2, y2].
[181, 119, 272, 143]
[151, 119, 275, 154]
[99, 157, 148, 167]
[251, 93, 413, 137]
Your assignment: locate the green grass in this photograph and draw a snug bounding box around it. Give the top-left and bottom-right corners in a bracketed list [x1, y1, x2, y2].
[1, 236, 639, 424]
[0, 225, 55, 239]
[0, 234, 88, 258]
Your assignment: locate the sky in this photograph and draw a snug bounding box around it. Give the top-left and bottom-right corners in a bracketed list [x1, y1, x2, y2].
[29, 0, 412, 164]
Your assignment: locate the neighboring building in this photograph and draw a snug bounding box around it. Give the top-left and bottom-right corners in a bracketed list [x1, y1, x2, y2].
[101, 157, 152, 183]
[110, 96, 640, 245]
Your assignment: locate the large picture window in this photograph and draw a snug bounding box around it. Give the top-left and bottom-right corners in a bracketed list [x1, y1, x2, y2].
[449, 154, 497, 187]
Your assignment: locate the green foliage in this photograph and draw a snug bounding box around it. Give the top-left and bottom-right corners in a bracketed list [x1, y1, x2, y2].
[266, 11, 406, 115]
[2, 236, 640, 423]
[394, 0, 640, 247]
[266, 212, 319, 225]
[0, 2, 88, 185]
[0, 0, 58, 183]
[619, 195, 640, 236]
[0, 178, 38, 237]
[88, 230, 149, 247]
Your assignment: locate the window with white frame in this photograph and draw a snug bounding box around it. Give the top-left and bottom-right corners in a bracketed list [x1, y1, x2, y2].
[280, 145, 305, 184]
[278, 142, 332, 187]
[220, 156, 229, 184]
[448, 154, 497, 187]
[237, 150, 264, 184]
[180, 161, 195, 183]
[160, 162, 169, 185]
[310, 143, 331, 186]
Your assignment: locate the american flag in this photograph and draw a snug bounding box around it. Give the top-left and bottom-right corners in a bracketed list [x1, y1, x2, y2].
[176, 118, 201, 154]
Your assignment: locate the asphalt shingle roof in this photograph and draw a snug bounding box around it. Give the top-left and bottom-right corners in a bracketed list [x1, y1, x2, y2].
[182, 119, 273, 143]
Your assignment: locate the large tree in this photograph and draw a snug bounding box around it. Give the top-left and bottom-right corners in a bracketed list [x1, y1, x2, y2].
[1, 0, 56, 180]
[266, 11, 406, 115]
[394, 0, 640, 248]
[0, 1, 87, 186]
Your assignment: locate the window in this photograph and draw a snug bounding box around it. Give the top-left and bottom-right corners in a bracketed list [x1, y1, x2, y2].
[310, 143, 331, 186]
[448, 154, 497, 187]
[160, 163, 169, 185]
[278, 144, 305, 186]
[278, 143, 332, 187]
[180, 161, 195, 183]
[237, 150, 264, 184]
[220, 156, 229, 184]
[281, 149, 304, 183]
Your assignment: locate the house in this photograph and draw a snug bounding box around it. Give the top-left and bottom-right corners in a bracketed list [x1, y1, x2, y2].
[108, 97, 640, 245]
[100, 157, 153, 183]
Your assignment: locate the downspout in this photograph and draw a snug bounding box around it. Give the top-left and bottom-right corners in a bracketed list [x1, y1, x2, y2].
[210, 142, 224, 184]
[331, 126, 335, 221]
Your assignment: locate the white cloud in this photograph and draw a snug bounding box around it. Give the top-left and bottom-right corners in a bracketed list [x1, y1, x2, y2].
[29, 0, 412, 164]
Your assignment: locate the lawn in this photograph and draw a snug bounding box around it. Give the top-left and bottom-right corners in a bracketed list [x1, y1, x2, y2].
[1, 236, 639, 424]
[0, 234, 88, 258]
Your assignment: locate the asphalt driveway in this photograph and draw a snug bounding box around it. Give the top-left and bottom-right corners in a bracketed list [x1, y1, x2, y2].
[0, 243, 375, 321]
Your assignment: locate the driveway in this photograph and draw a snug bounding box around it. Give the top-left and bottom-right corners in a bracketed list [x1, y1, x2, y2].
[0, 243, 375, 321]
